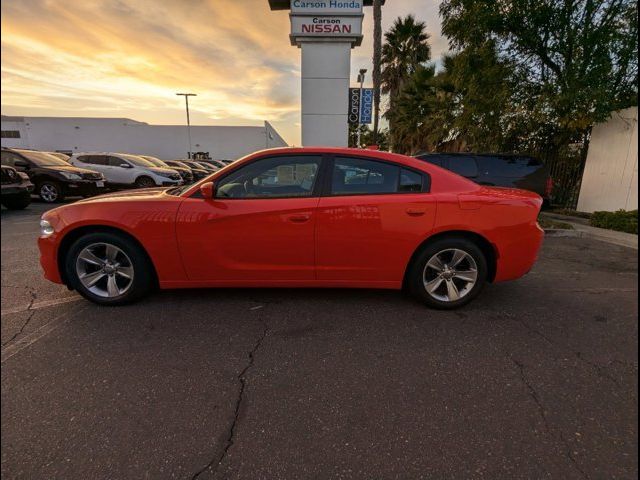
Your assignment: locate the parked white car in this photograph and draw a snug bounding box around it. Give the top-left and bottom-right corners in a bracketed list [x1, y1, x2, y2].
[69, 153, 182, 188]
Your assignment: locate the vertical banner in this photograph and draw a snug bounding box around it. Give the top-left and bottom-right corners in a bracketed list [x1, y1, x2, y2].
[348, 88, 361, 125]
[359, 88, 373, 124]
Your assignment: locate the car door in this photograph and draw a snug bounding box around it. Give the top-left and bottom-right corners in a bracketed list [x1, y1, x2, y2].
[316, 155, 436, 286]
[175, 154, 323, 283]
[107, 156, 136, 184]
[76, 155, 111, 180]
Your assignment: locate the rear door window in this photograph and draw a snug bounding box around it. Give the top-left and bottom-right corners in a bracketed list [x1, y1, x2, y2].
[332, 157, 400, 195]
[80, 155, 108, 165]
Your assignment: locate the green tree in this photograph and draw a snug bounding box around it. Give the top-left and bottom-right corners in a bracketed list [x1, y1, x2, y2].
[372, 0, 383, 143]
[440, 0, 638, 143]
[381, 15, 432, 151]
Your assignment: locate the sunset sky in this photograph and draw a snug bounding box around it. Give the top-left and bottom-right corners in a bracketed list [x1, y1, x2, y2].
[1, 0, 447, 145]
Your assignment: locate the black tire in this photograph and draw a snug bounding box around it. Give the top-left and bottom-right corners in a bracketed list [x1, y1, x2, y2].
[1, 191, 31, 210]
[135, 176, 156, 188]
[65, 232, 155, 305]
[407, 237, 488, 309]
[37, 180, 65, 203]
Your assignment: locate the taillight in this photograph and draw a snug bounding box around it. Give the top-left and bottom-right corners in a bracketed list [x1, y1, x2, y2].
[545, 177, 553, 197]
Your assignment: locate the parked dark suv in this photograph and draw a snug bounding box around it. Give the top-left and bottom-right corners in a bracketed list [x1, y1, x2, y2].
[1, 148, 106, 203]
[415, 153, 553, 205]
[1, 165, 33, 209]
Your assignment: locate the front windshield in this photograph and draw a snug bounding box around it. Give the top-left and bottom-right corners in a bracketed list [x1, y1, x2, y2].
[141, 155, 168, 167]
[118, 154, 156, 167]
[17, 150, 70, 167]
[170, 161, 190, 169]
[194, 162, 216, 170]
[48, 152, 70, 161]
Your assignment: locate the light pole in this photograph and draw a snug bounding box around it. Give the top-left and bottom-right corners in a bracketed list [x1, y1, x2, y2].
[176, 93, 196, 158]
[356, 69, 367, 148]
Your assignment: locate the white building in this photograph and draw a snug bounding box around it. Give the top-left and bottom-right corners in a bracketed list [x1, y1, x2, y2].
[0, 116, 288, 160]
[577, 107, 638, 213]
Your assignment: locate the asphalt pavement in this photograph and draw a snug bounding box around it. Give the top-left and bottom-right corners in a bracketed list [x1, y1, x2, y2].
[1, 201, 638, 479]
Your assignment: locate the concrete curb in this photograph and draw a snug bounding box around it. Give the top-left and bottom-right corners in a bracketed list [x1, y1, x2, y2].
[540, 213, 638, 250]
[543, 228, 584, 238]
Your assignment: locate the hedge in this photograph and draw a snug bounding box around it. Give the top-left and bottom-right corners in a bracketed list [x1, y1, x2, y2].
[590, 210, 638, 235]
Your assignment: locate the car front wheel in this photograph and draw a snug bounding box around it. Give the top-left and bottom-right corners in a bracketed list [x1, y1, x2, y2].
[65, 232, 155, 305]
[135, 176, 156, 188]
[38, 181, 64, 203]
[408, 237, 488, 309]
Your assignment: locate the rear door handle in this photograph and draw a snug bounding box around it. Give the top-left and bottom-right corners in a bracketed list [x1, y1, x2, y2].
[287, 214, 311, 223]
[406, 208, 426, 217]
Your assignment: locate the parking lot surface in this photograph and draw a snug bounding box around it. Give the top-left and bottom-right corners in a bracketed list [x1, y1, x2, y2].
[2, 202, 638, 479]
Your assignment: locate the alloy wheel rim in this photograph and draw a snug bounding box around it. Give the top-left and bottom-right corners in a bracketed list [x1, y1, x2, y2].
[75, 242, 134, 298]
[422, 248, 478, 302]
[41, 184, 58, 202]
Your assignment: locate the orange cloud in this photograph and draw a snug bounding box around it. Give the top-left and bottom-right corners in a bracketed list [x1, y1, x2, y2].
[1, 0, 446, 145]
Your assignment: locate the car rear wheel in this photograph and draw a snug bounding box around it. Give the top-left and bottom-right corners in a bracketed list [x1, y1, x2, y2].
[135, 176, 156, 188]
[37, 181, 64, 203]
[65, 232, 154, 305]
[1, 191, 31, 210]
[408, 237, 488, 309]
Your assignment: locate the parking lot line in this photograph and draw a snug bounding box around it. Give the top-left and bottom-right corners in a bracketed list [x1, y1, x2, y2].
[1, 295, 82, 317]
[1, 305, 89, 363]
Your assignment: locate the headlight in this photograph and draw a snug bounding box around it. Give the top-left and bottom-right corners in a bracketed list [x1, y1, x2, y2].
[17, 172, 30, 180]
[60, 171, 82, 180]
[40, 219, 54, 236]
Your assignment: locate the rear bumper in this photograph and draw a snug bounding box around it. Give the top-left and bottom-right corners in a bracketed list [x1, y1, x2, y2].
[493, 223, 544, 282]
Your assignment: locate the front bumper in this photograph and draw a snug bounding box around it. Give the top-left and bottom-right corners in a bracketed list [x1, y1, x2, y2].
[60, 180, 107, 197]
[2, 181, 34, 195]
[38, 233, 63, 284]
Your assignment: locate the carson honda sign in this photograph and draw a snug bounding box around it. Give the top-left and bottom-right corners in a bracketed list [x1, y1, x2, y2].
[268, 0, 381, 146]
[291, 0, 363, 13]
[289, 0, 363, 45]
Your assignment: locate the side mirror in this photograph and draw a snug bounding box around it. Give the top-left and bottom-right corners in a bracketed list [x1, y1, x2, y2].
[120, 163, 132, 168]
[199, 181, 215, 199]
[14, 160, 29, 168]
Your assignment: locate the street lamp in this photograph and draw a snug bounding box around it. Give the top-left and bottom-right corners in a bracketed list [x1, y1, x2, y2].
[356, 69, 367, 148]
[176, 93, 196, 158]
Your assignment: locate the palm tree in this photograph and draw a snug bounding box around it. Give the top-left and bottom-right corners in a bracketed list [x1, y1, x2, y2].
[372, 0, 382, 144]
[381, 15, 431, 151]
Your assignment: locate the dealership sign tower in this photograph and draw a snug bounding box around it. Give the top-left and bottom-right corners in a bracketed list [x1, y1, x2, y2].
[269, 1, 381, 146]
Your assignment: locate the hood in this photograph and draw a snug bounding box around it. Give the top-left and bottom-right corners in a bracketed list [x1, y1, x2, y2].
[41, 164, 100, 175]
[76, 187, 171, 203]
[148, 167, 179, 175]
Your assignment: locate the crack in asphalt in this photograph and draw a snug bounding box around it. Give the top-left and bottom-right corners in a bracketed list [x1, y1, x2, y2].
[511, 357, 589, 479]
[516, 317, 623, 389]
[1, 290, 37, 347]
[192, 307, 270, 479]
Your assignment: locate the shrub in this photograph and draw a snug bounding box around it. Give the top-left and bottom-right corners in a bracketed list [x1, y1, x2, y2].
[590, 210, 638, 235]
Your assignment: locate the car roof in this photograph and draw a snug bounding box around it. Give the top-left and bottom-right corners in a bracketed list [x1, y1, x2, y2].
[416, 152, 536, 159]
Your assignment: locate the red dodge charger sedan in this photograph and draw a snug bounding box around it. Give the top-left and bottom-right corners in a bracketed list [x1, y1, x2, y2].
[38, 147, 544, 309]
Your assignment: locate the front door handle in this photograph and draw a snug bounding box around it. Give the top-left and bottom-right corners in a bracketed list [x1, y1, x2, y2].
[287, 214, 311, 223]
[406, 208, 426, 217]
